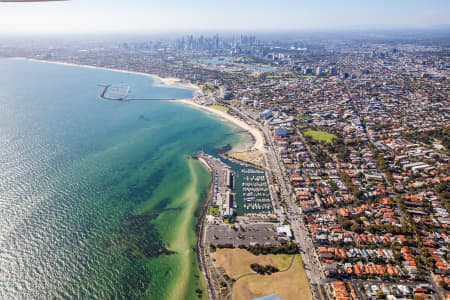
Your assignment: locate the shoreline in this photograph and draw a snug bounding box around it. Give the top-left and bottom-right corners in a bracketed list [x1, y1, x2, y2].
[9, 57, 265, 299]
[166, 159, 207, 300]
[12, 57, 263, 152]
[177, 99, 264, 152]
[11, 57, 203, 96]
[195, 156, 218, 300]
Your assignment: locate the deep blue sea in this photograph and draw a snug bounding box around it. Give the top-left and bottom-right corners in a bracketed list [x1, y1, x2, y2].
[0, 58, 246, 299]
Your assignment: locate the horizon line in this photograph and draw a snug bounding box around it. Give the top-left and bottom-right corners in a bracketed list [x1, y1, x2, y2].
[1, 25, 449, 36]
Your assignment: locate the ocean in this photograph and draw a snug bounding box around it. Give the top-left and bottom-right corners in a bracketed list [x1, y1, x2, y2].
[0, 58, 247, 299]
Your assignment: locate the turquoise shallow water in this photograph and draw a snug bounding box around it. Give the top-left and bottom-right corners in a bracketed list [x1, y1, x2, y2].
[0, 59, 246, 299]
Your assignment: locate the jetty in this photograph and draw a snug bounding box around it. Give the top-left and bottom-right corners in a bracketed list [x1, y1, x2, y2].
[98, 84, 178, 101]
[98, 84, 130, 101]
[224, 129, 249, 136]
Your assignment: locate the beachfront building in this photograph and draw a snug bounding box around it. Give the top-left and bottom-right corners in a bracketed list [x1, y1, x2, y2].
[274, 126, 288, 137]
[241, 96, 252, 106]
[226, 169, 234, 189]
[223, 190, 235, 219]
[260, 109, 273, 120]
[277, 225, 292, 239]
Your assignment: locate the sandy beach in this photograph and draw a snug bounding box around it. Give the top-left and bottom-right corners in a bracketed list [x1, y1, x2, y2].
[13, 57, 263, 152]
[178, 99, 265, 152]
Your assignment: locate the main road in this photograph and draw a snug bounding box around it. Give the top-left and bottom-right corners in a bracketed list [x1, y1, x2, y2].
[227, 105, 329, 300]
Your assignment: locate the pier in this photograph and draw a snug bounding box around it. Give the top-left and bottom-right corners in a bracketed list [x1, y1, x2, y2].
[224, 129, 249, 136]
[98, 84, 130, 101]
[97, 84, 178, 101]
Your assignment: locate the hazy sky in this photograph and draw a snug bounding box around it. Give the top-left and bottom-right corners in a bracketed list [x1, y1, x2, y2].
[1, 0, 449, 34]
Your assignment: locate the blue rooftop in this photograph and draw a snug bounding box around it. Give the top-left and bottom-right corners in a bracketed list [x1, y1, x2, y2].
[252, 295, 282, 300]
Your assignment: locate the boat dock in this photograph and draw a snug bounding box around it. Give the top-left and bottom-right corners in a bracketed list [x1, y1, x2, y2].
[97, 84, 178, 101]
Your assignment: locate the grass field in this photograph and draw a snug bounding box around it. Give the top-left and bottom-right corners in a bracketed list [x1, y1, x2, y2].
[303, 130, 336, 144]
[200, 84, 219, 95]
[208, 206, 220, 216]
[211, 249, 312, 300]
[232, 255, 312, 300]
[210, 105, 229, 112]
[211, 248, 291, 278]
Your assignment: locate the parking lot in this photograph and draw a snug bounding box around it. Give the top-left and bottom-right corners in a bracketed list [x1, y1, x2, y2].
[207, 223, 279, 247]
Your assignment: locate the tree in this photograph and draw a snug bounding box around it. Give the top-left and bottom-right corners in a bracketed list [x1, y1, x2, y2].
[350, 224, 363, 233]
[341, 220, 353, 230]
[250, 263, 280, 275]
[438, 280, 448, 289]
[377, 290, 386, 299]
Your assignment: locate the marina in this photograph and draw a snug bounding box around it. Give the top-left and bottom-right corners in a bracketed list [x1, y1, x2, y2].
[99, 84, 130, 100]
[221, 157, 273, 216]
[98, 84, 178, 101]
[197, 152, 274, 218]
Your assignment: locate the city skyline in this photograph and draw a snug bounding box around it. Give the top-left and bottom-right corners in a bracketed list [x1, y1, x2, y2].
[0, 0, 449, 34]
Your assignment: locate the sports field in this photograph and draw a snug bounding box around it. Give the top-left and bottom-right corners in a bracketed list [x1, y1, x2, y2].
[303, 130, 336, 143]
[211, 249, 313, 300]
[212, 248, 291, 278]
[233, 255, 312, 300]
[210, 105, 229, 112]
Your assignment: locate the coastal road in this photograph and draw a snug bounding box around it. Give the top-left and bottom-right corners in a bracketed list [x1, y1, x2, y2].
[263, 123, 327, 300]
[197, 153, 234, 300]
[228, 105, 328, 300]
